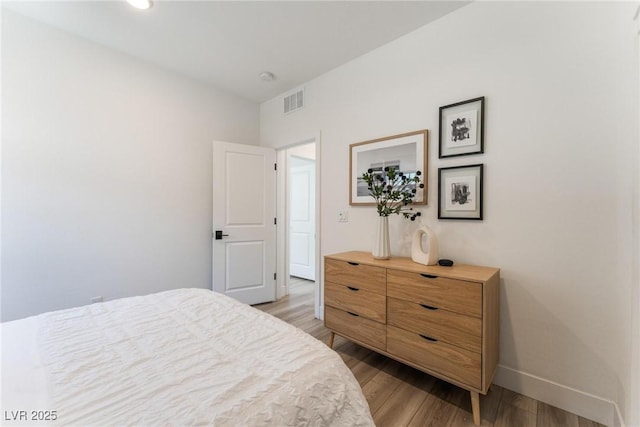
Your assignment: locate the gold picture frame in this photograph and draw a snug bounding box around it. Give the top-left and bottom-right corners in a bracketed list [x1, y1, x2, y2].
[349, 130, 428, 206]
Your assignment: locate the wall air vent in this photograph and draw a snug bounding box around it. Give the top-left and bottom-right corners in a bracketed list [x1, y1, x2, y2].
[284, 89, 304, 114]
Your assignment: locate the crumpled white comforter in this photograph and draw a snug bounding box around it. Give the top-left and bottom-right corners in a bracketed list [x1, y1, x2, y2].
[1, 288, 374, 426]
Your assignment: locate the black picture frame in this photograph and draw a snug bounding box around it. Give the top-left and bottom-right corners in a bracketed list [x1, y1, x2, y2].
[439, 97, 485, 159]
[438, 164, 483, 220]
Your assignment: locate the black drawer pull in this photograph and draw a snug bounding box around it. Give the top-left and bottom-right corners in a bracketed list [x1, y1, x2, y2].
[420, 274, 438, 279]
[347, 286, 359, 292]
[347, 311, 359, 317]
[347, 262, 359, 266]
[420, 334, 438, 342]
[420, 304, 438, 311]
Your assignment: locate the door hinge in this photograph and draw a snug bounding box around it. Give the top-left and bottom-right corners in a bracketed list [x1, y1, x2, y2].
[274, 273, 277, 280]
[274, 163, 277, 171]
[274, 217, 277, 225]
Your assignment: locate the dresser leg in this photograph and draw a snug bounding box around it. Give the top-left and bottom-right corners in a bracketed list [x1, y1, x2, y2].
[328, 332, 335, 348]
[470, 391, 480, 425]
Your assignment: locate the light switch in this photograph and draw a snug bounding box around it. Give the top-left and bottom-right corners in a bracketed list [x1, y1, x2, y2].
[338, 209, 348, 222]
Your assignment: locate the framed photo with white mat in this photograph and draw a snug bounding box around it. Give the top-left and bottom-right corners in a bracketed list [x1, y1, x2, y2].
[438, 164, 483, 220]
[439, 97, 485, 158]
[349, 130, 428, 205]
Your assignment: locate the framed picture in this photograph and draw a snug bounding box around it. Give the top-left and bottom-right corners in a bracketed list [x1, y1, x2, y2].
[438, 164, 483, 220]
[350, 130, 428, 205]
[439, 96, 485, 158]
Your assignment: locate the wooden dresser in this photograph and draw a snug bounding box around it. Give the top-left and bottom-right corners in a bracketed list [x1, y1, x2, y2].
[324, 251, 500, 425]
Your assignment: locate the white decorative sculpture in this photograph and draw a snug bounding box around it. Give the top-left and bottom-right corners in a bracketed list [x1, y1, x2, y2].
[411, 225, 439, 266]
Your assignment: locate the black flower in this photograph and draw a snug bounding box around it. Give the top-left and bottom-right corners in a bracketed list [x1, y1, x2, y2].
[361, 168, 424, 218]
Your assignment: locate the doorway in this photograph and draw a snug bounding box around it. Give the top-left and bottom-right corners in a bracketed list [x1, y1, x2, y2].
[276, 138, 321, 319]
[288, 148, 316, 281]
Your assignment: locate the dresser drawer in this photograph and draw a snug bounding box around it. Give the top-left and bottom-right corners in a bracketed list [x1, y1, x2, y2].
[387, 325, 481, 389]
[325, 259, 386, 295]
[325, 306, 386, 350]
[387, 269, 482, 317]
[387, 297, 481, 353]
[324, 281, 386, 323]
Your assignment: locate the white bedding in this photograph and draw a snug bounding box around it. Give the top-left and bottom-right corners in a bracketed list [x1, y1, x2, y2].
[1, 289, 374, 426]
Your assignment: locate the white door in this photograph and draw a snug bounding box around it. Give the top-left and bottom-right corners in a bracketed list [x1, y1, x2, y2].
[212, 141, 276, 305]
[289, 157, 315, 280]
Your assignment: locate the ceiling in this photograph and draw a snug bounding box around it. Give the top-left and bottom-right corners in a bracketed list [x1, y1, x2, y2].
[3, 1, 470, 103]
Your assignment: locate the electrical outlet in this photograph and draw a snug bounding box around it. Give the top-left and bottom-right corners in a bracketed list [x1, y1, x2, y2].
[90, 296, 103, 304]
[338, 209, 348, 222]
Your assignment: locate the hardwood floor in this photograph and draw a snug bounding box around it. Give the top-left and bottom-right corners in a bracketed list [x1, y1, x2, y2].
[254, 278, 606, 427]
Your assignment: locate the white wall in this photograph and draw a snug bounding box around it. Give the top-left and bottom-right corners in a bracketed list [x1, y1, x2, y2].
[288, 143, 316, 161]
[630, 5, 640, 427]
[1, 10, 259, 322]
[261, 2, 638, 426]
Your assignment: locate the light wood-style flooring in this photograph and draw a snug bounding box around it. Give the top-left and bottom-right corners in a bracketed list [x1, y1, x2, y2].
[254, 278, 606, 427]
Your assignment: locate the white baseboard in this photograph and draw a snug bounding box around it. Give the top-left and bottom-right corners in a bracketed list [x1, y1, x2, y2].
[494, 364, 625, 427]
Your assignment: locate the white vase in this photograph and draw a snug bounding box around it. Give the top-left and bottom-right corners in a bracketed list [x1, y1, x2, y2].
[372, 216, 391, 260]
[411, 225, 439, 265]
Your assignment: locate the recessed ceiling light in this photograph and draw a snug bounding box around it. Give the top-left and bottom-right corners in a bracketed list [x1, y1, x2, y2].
[127, 0, 152, 10]
[260, 72, 276, 82]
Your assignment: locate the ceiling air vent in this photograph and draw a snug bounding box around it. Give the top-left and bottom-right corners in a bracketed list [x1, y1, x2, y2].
[284, 89, 304, 114]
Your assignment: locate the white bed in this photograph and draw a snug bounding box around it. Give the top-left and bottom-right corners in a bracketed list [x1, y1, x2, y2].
[0, 288, 374, 426]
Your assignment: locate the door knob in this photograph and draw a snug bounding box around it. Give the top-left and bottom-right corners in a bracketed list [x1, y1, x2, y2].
[215, 230, 229, 240]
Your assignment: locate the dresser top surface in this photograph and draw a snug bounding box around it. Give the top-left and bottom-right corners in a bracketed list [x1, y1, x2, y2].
[325, 251, 499, 283]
